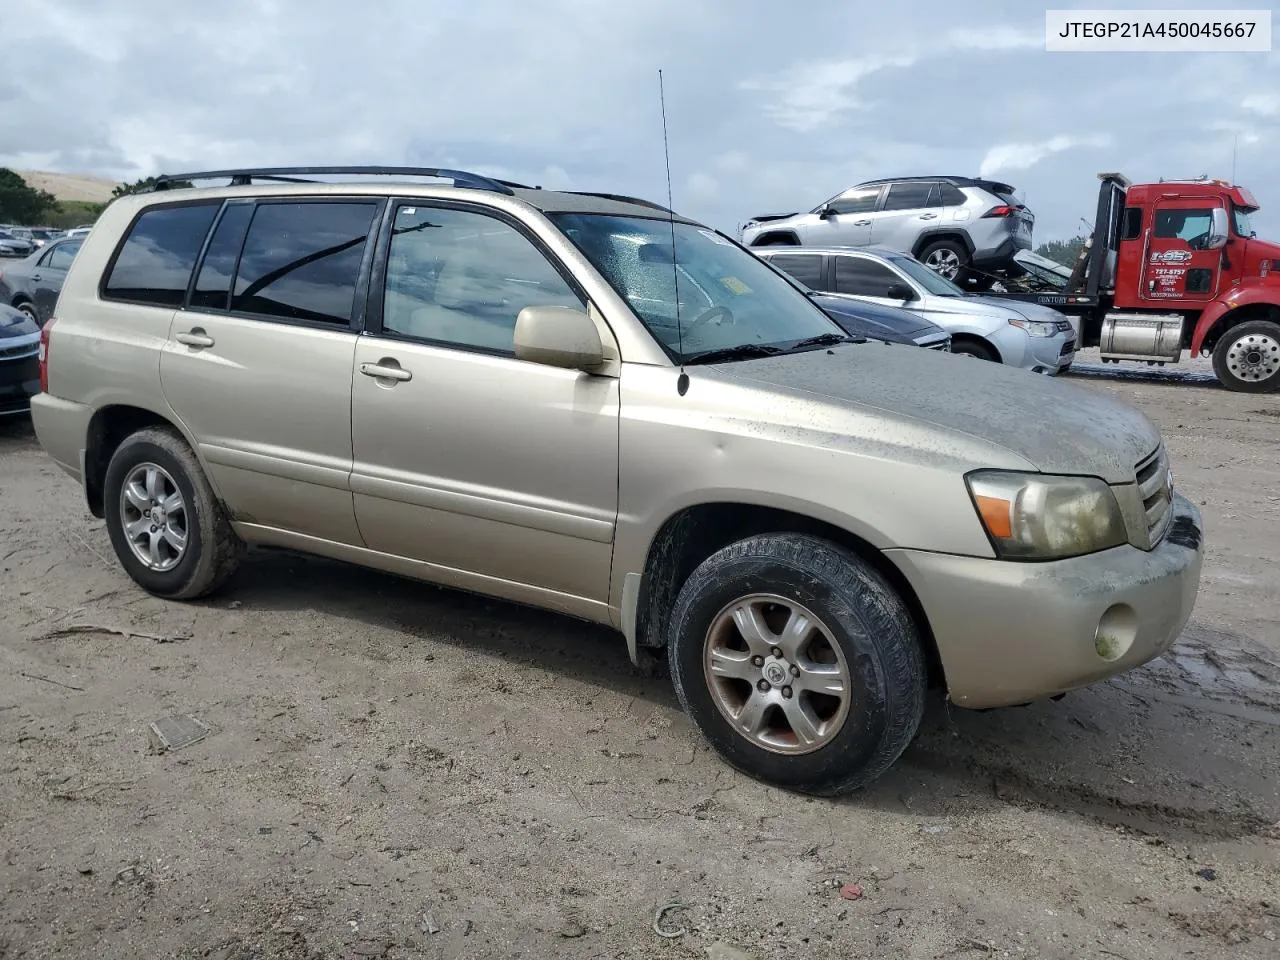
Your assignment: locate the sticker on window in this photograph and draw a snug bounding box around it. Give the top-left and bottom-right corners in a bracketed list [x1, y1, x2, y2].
[720, 276, 751, 295]
[400, 207, 417, 216]
[698, 229, 733, 246]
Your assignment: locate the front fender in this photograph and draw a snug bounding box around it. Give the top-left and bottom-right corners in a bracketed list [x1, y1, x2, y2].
[1191, 282, 1280, 354]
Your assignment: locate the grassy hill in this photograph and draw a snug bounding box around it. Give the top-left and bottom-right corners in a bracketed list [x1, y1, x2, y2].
[12, 170, 121, 228]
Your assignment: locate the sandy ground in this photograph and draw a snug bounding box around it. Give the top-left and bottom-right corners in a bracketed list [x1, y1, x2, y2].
[1, 352, 1278, 960]
[15, 171, 119, 204]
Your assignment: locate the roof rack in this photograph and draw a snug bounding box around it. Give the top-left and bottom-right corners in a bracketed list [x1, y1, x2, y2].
[566, 191, 673, 213]
[147, 166, 518, 196]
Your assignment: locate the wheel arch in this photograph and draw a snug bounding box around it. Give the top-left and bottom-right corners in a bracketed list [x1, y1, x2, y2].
[911, 230, 975, 260]
[83, 404, 206, 519]
[1194, 300, 1280, 355]
[630, 501, 945, 688]
[948, 332, 1003, 363]
[748, 230, 801, 247]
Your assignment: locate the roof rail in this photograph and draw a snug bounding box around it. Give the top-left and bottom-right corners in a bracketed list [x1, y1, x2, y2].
[147, 166, 517, 196]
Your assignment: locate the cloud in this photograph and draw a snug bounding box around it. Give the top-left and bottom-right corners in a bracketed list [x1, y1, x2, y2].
[979, 135, 1112, 179]
[1242, 93, 1280, 116]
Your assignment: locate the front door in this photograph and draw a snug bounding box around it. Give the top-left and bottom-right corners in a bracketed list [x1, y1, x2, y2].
[159, 197, 385, 545]
[350, 201, 620, 607]
[801, 185, 882, 247]
[1141, 199, 1224, 304]
[32, 237, 82, 322]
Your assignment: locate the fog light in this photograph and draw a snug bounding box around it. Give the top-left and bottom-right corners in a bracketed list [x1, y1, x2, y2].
[1094, 604, 1138, 662]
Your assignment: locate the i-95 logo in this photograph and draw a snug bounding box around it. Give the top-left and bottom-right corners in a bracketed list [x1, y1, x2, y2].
[1150, 250, 1193, 264]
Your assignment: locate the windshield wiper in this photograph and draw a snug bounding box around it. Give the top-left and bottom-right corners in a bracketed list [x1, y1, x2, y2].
[685, 343, 786, 365]
[787, 332, 865, 350]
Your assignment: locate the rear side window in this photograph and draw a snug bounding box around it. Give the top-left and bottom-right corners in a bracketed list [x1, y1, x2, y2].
[883, 182, 940, 211]
[230, 201, 379, 325]
[1121, 207, 1143, 240]
[47, 240, 82, 270]
[939, 184, 967, 206]
[766, 253, 825, 290]
[103, 203, 220, 306]
[191, 203, 254, 311]
[834, 256, 902, 297]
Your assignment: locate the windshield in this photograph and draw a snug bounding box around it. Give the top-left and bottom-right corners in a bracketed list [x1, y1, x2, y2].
[551, 213, 844, 361]
[888, 255, 965, 296]
[1233, 204, 1256, 237]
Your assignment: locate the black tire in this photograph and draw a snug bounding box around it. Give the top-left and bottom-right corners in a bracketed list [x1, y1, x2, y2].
[14, 301, 38, 324]
[950, 338, 999, 362]
[917, 239, 969, 282]
[1211, 319, 1280, 393]
[667, 533, 926, 796]
[103, 426, 243, 599]
[754, 236, 799, 247]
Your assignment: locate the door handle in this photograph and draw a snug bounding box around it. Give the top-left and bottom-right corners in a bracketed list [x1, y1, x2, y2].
[360, 361, 412, 382]
[175, 329, 215, 348]
[919, 213, 938, 220]
[852, 219, 871, 226]
[31, 274, 42, 281]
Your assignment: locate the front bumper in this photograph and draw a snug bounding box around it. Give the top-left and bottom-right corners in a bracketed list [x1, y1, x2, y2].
[0, 353, 39, 417]
[988, 323, 1075, 374]
[886, 492, 1204, 709]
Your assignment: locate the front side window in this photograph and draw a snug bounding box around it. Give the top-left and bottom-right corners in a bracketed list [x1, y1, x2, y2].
[834, 256, 904, 297]
[1153, 208, 1214, 242]
[765, 253, 825, 290]
[552, 213, 843, 362]
[826, 186, 881, 216]
[381, 204, 583, 353]
[103, 203, 220, 306]
[888, 255, 965, 296]
[230, 201, 379, 325]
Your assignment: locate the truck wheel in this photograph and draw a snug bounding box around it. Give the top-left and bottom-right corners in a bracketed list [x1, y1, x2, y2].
[666, 533, 926, 796]
[103, 426, 244, 599]
[919, 239, 969, 281]
[1212, 320, 1280, 392]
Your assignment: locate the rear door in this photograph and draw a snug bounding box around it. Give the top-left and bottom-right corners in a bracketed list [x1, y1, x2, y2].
[32, 237, 82, 322]
[159, 197, 384, 545]
[1140, 199, 1224, 303]
[761, 251, 829, 292]
[868, 181, 943, 252]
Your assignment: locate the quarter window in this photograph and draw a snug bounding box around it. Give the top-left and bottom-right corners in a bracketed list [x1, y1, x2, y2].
[381, 204, 583, 353]
[230, 201, 379, 325]
[833, 256, 903, 297]
[1121, 207, 1143, 241]
[766, 253, 825, 290]
[103, 203, 220, 306]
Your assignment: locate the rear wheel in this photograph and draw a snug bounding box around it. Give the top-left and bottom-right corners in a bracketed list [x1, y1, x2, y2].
[103, 427, 244, 599]
[666, 533, 926, 796]
[1212, 320, 1280, 393]
[918, 239, 969, 281]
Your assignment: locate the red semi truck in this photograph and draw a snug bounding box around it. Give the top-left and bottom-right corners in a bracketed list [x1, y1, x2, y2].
[990, 173, 1280, 392]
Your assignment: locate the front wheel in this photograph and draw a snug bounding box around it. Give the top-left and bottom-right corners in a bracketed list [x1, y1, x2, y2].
[951, 338, 999, 362]
[1212, 320, 1280, 392]
[667, 533, 926, 796]
[15, 301, 38, 324]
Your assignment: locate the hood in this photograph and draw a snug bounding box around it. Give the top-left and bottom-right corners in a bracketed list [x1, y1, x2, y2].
[811, 295, 933, 344]
[709, 343, 1160, 483]
[0, 304, 39, 340]
[1243, 236, 1280, 271]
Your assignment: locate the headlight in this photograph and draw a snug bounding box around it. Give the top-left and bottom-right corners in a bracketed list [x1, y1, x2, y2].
[1008, 318, 1059, 338]
[966, 471, 1128, 560]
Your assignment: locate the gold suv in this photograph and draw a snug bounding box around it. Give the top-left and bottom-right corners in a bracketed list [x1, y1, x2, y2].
[31, 167, 1204, 794]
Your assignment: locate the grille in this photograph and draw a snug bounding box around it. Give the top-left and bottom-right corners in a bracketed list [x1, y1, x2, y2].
[1060, 339, 1076, 357]
[0, 342, 38, 361]
[926, 337, 952, 351]
[1135, 445, 1173, 545]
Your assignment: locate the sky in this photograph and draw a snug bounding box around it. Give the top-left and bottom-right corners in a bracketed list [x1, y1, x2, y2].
[2, 0, 1277, 244]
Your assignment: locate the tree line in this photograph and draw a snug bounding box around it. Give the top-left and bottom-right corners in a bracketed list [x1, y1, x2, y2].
[0, 170, 194, 228]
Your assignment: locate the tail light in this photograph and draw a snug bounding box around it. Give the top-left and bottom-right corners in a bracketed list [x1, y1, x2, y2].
[38, 316, 55, 393]
[982, 205, 1020, 218]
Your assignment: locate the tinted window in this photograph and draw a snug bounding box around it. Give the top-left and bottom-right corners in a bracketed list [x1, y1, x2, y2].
[231, 201, 378, 325]
[1121, 207, 1143, 240]
[766, 253, 825, 290]
[883, 182, 939, 211]
[47, 239, 81, 270]
[827, 187, 880, 215]
[192, 203, 253, 311]
[939, 184, 968, 206]
[103, 203, 220, 306]
[834, 256, 904, 297]
[382, 204, 582, 353]
[1153, 208, 1212, 241]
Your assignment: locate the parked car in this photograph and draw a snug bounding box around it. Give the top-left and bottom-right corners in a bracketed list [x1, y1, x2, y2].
[809, 294, 951, 350]
[0, 230, 36, 258]
[0, 303, 40, 417]
[31, 165, 1202, 795]
[741, 176, 1034, 288]
[757, 246, 1076, 373]
[0, 236, 84, 325]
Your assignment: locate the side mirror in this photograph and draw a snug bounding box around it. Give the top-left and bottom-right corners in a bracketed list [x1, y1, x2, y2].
[818, 205, 835, 220]
[513, 305, 606, 372]
[886, 282, 916, 301]
[1205, 207, 1230, 250]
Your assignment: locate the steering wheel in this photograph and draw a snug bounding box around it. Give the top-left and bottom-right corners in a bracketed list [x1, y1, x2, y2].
[685, 305, 733, 332]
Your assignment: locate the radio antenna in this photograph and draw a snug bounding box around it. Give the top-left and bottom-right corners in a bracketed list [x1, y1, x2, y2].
[658, 69, 689, 396]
